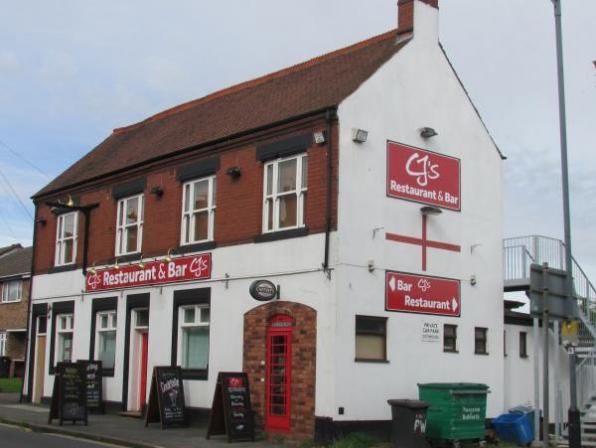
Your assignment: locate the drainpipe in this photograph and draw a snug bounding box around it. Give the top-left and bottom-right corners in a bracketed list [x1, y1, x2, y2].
[323, 108, 337, 272]
[20, 202, 38, 403]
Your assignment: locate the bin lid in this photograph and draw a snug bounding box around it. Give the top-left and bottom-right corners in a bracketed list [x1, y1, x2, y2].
[417, 383, 489, 390]
[387, 399, 429, 409]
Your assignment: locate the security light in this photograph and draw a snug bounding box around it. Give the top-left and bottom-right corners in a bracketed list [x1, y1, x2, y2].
[420, 127, 438, 138]
[313, 130, 326, 144]
[351, 128, 368, 143]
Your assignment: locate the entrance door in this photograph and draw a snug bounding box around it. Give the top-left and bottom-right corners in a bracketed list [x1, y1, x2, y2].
[265, 315, 293, 432]
[32, 316, 47, 403]
[139, 332, 148, 411]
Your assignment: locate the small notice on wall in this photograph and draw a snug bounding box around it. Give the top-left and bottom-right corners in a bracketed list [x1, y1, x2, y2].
[422, 322, 440, 343]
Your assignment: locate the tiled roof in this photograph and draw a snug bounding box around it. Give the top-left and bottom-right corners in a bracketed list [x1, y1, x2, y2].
[35, 29, 410, 198]
[0, 246, 32, 278]
[0, 244, 21, 258]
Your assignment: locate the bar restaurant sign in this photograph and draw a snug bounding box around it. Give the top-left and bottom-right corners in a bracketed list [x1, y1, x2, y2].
[385, 271, 461, 317]
[86, 254, 212, 292]
[386, 141, 461, 211]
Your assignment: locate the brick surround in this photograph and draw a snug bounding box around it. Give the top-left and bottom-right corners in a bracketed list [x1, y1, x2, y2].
[243, 301, 317, 440]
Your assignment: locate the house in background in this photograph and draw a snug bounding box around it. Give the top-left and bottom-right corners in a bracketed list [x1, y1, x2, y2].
[0, 244, 32, 378]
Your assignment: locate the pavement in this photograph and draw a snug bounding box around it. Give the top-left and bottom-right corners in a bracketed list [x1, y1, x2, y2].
[0, 393, 282, 448]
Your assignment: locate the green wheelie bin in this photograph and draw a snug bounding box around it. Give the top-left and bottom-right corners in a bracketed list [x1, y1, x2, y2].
[418, 383, 489, 446]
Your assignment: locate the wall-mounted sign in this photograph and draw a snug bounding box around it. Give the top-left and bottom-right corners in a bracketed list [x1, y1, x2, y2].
[249, 280, 277, 302]
[386, 141, 461, 211]
[86, 254, 211, 292]
[386, 271, 461, 317]
[421, 322, 441, 343]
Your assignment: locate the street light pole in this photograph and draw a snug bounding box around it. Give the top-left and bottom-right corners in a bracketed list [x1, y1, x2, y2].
[551, 1, 580, 447]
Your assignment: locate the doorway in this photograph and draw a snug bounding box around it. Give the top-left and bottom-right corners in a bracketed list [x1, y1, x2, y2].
[265, 314, 293, 432]
[128, 308, 149, 413]
[32, 316, 47, 403]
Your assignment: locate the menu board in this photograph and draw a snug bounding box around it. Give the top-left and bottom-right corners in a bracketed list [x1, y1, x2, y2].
[207, 372, 255, 442]
[145, 366, 187, 428]
[78, 360, 103, 413]
[48, 362, 88, 425]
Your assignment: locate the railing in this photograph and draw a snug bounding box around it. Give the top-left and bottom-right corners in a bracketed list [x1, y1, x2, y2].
[503, 235, 596, 339]
[577, 349, 596, 410]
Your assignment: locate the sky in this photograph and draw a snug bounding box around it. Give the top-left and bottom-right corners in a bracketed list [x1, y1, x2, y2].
[0, 0, 595, 282]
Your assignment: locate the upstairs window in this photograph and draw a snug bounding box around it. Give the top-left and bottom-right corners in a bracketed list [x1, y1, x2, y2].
[55, 212, 78, 266]
[181, 176, 216, 245]
[1, 279, 23, 303]
[116, 194, 144, 255]
[263, 154, 308, 233]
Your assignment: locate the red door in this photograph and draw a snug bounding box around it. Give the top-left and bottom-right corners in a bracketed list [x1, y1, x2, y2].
[265, 315, 293, 432]
[139, 332, 149, 411]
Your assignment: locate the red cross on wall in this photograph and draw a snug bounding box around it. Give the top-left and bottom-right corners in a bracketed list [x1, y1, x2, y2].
[385, 214, 460, 271]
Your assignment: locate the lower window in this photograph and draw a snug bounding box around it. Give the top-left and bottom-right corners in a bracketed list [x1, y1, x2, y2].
[475, 327, 488, 354]
[355, 315, 387, 362]
[0, 332, 6, 356]
[444, 324, 457, 352]
[96, 311, 117, 369]
[178, 305, 209, 369]
[56, 314, 74, 363]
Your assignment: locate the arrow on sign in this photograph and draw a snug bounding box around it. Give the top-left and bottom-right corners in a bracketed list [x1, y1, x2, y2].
[452, 298, 458, 312]
[389, 276, 396, 292]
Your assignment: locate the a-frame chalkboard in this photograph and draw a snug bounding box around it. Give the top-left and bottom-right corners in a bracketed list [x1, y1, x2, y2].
[144, 366, 188, 428]
[206, 372, 255, 442]
[78, 360, 103, 414]
[48, 362, 88, 426]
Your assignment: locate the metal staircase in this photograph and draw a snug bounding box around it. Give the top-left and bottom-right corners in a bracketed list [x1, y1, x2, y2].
[504, 235, 596, 445]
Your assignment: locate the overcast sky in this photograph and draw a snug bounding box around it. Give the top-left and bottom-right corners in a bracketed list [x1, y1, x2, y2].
[0, 0, 594, 282]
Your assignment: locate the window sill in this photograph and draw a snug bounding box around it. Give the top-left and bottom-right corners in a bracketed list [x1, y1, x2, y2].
[181, 368, 208, 380]
[49, 264, 79, 274]
[0, 299, 22, 304]
[443, 349, 459, 353]
[110, 253, 142, 264]
[520, 354, 529, 359]
[102, 368, 115, 377]
[475, 352, 489, 356]
[354, 358, 389, 364]
[254, 227, 309, 243]
[176, 241, 216, 254]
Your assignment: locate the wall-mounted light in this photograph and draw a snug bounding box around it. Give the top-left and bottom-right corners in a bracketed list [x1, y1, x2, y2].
[36, 217, 47, 226]
[420, 127, 438, 138]
[420, 206, 442, 216]
[313, 130, 326, 145]
[226, 166, 241, 179]
[138, 254, 145, 270]
[88, 262, 97, 275]
[351, 128, 368, 143]
[113, 258, 120, 270]
[470, 275, 477, 286]
[165, 248, 174, 263]
[150, 186, 164, 199]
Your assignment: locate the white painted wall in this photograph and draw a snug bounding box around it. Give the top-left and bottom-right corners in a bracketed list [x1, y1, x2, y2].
[334, 1, 504, 420]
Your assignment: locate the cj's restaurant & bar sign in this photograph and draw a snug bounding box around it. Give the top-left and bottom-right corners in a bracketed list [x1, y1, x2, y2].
[386, 141, 461, 211]
[86, 254, 212, 292]
[386, 271, 461, 317]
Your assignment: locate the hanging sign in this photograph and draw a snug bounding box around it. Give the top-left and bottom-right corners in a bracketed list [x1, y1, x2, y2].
[206, 372, 255, 442]
[249, 280, 277, 302]
[386, 141, 461, 211]
[386, 271, 461, 317]
[86, 254, 212, 292]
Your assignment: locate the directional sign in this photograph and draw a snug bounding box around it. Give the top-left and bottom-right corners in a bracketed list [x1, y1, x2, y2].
[386, 271, 461, 317]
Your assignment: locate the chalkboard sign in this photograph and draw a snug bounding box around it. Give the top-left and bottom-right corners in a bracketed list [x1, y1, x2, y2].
[78, 360, 103, 413]
[145, 366, 187, 428]
[206, 372, 255, 442]
[48, 362, 88, 426]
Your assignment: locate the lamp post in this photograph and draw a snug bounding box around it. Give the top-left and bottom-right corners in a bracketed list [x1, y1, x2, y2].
[550, 1, 580, 447]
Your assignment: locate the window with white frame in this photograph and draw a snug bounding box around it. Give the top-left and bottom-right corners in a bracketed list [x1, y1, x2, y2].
[95, 311, 117, 369]
[0, 332, 6, 356]
[263, 153, 308, 232]
[181, 176, 216, 245]
[55, 314, 74, 364]
[1, 279, 23, 303]
[55, 212, 78, 266]
[177, 305, 210, 369]
[116, 194, 144, 255]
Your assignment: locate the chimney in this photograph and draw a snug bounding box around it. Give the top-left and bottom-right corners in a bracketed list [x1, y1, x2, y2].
[398, 0, 439, 32]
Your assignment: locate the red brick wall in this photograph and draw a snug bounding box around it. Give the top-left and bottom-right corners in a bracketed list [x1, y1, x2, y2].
[243, 301, 317, 440]
[33, 119, 338, 274]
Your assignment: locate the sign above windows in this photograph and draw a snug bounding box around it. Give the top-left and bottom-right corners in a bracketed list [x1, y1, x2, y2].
[86, 254, 212, 292]
[385, 271, 461, 317]
[386, 141, 461, 211]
